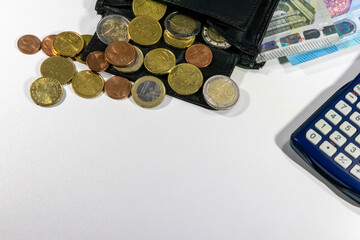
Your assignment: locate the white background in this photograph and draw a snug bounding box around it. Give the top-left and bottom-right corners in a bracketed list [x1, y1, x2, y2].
[1, 0, 360, 239]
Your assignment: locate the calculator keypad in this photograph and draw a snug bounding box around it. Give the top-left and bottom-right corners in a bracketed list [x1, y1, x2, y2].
[334, 153, 352, 169]
[346, 92, 357, 104]
[325, 109, 342, 125]
[319, 141, 337, 157]
[329, 131, 347, 147]
[335, 100, 352, 116]
[315, 119, 332, 135]
[339, 121, 356, 137]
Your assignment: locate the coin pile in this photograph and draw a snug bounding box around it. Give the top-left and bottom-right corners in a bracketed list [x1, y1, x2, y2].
[18, 0, 239, 110]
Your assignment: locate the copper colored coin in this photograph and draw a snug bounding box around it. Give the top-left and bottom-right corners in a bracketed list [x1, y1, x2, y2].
[105, 41, 136, 67]
[17, 35, 41, 54]
[185, 43, 213, 68]
[41, 35, 57, 56]
[86, 51, 109, 72]
[105, 76, 132, 100]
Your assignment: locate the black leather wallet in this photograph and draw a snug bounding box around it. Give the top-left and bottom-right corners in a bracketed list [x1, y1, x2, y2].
[82, 0, 280, 109]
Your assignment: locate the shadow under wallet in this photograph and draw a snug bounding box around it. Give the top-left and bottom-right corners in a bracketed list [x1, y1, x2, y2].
[82, 0, 280, 109]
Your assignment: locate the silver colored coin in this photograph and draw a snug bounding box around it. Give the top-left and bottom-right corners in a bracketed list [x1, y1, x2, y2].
[203, 75, 239, 110]
[164, 12, 201, 38]
[202, 26, 231, 49]
[114, 46, 144, 73]
[96, 14, 130, 45]
[132, 76, 166, 108]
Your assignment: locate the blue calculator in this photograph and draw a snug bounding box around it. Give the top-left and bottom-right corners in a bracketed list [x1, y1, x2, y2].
[291, 74, 360, 203]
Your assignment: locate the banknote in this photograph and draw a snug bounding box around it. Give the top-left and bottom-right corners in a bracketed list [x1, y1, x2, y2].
[256, 0, 340, 63]
[287, 0, 360, 65]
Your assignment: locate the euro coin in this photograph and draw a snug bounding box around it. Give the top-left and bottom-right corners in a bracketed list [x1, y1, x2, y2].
[203, 75, 240, 110]
[53, 31, 85, 57]
[114, 46, 144, 73]
[132, 0, 167, 21]
[105, 76, 132, 100]
[86, 51, 109, 72]
[165, 12, 201, 38]
[185, 44, 213, 68]
[72, 70, 105, 99]
[128, 16, 162, 46]
[132, 76, 166, 108]
[168, 63, 203, 95]
[41, 35, 57, 57]
[144, 48, 176, 75]
[202, 26, 231, 49]
[74, 34, 93, 63]
[18, 35, 41, 55]
[40, 56, 76, 85]
[163, 30, 195, 49]
[105, 41, 136, 67]
[97, 15, 130, 45]
[30, 77, 63, 107]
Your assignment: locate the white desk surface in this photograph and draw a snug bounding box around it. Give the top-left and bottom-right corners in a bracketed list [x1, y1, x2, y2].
[1, 0, 360, 239]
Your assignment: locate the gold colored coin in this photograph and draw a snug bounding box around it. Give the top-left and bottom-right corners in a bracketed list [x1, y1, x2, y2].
[169, 14, 196, 35]
[128, 16, 162, 46]
[114, 46, 144, 73]
[168, 63, 203, 95]
[132, 76, 166, 108]
[30, 77, 63, 107]
[144, 48, 176, 75]
[163, 30, 195, 49]
[132, 0, 167, 21]
[74, 35, 93, 63]
[208, 27, 227, 44]
[40, 56, 76, 85]
[72, 70, 105, 99]
[53, 31, 85, 57]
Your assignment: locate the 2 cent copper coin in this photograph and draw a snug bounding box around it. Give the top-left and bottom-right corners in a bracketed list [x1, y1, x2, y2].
[17, 35, 41, 55]
[86, 51, 109, 72]
[41, 35, 57, 56]
[185, 43, 213, 68]
[105, 76, 132, 100]
[105, 41, 136, 67]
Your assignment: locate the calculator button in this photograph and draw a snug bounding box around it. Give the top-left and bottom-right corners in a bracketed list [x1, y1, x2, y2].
[306, 129, 322, 145]
[354, 85, 360, 96]
[315, 119, 332, 135]
[350, 165, 360, 180]
[345, 143, 360, 159]
[319, 141, 337, 157]
[356, 102, 360, 110]
[335, 100, 352, 116]
[339, 121, 357, 137]
[325, 109, 342, 125]
[350, 112, 360, 127]
[355, 135, 360, 145]
[329, 131, 347, 147]
[334, 153, 353, 169]
[346, 92, 358, 104]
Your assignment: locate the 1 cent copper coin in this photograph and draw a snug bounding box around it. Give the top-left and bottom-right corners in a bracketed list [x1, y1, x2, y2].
[105, 41, 136, 67]
[185, 43, 213, 68]
[105, 76, 132, 100]
[86, 51, 109, 72]
[17, 35, 41, 55]
[41, 35, 57, 56]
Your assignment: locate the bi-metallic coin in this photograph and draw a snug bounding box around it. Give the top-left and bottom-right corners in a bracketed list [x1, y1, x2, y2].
[30, 77, 63, 107]
[202, 26, 231, 49]
[128, 16, 162, 46]
[168, 63, 203, 96]
[144, 48, 176, 75]
[97, 15, 130, 45]
[53, 31, 85, 57]
[40, 56, 76, 85]
[72, 70, 105, 99]
[132, 76, 166, 108]
[132, 0, 167, 21]
[165, 12, 201, 38]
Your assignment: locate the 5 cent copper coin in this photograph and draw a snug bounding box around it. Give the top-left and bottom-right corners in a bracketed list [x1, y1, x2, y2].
[185, 44, 213, 68]
[17, 35, 41, 54]
[105, 76, 132, 100]
[86, 51, 109, 72]
[41, 35, 57, 56]
[105, 41, 136, 67]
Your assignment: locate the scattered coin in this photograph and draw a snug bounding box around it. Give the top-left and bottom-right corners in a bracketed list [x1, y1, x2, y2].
[86, 51, 109, 72]
[53, 31, 85, 57]
[96, 14, 130, 45]
[114, 46, 144, 73]
[185, 44, 213, 68]
[132, 0, 167, 21]
[165, 12, 201, 38]
[168, 63, 203, 95]
[203, 75, 239, 110]
[144, 48, 176, 75]
[105, 76, 132, 100]
[163, 30, 195, 49]
[74, 34, 93, 63]
[72, 70, 105, 99]
[105, 41, 136, 67]
[128, 16, 162, 46]
[132, 76, 166, 108]
[41, 35, 57, 57]
[30, 77, 63, 107]
[202, 26, 231, 49]
[40, 56, 76, 85]
[17, 35, 41, 55]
